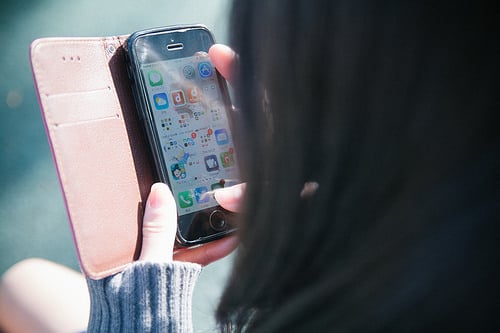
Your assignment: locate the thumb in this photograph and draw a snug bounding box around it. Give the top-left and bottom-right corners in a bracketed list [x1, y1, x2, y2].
[139, 183, 177, 262]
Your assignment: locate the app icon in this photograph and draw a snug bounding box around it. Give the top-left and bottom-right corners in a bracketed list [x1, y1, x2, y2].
[171, 162, 186, 180]
[182, 137, 195, 147]
[193, 111, 205, 120]
[187, 86, 201, 103]
[204, 155, 219, 172]
[153, 93, 169, 110]
[171, 90, 186, 106]
[220, 151, 235, 168]
[215, 129, 229, 145]
[194, 186, 210, 204]
[178, 190, 194, 208]
[211, 181, 224, 191]
[210, 104, 222, 121]
[198, 62, 213, 78]
[183, 65, 195, 79]
[164, 138, 178, 151]
[148, 70, 163, 86]
[178, 112, 190, 128]
[160, 117, 173, 131]
[202, 84, 219, 99]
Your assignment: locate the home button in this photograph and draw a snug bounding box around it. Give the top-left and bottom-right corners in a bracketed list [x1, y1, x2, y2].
[209, 210, 227, 231]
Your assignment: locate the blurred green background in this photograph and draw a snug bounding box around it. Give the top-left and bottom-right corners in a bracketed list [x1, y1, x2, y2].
[0, 0, 233, 331]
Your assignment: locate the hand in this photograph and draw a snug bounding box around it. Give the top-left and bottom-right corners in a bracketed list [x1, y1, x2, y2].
[173, 183, 246, 264]
[138, 183, 244, 266]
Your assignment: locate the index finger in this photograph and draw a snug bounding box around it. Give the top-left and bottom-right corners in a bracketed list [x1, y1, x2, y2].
[209, 44, 237, 84]
[173, 236, 238, 266]
[214, 183, 245, 213]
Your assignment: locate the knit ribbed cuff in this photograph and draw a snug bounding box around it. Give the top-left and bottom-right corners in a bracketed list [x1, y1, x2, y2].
[86, 261, 202, 333]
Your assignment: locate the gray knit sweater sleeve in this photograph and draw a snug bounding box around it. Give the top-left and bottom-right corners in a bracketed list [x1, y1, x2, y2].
[86, 261, 202, 333]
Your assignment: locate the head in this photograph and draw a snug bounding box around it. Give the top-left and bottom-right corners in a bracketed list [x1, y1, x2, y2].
[218, 1, 499, 332]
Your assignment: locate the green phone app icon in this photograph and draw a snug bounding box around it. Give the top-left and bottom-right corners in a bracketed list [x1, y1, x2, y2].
[178, 190, 194, 208]
[148, 70, 163, 86]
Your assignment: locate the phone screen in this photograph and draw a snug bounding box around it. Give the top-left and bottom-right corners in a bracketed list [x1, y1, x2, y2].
[139, 52, 240, 216]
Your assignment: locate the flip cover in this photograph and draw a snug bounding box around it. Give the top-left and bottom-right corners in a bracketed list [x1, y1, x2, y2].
[30, 36, 154, 279]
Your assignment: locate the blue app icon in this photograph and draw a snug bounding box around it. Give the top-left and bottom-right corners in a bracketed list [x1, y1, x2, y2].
[153, 93, 169, 110]
[198, 62, 213, 78]
[215, 129, 229, 145]
[194, 186, 210, 203]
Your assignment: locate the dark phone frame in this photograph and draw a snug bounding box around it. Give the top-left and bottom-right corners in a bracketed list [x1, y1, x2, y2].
[125, 25, 237, 246]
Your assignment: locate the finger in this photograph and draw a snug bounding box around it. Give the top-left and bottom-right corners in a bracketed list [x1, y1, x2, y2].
[214, 183, 245, 213]
[173, 236, 238, 266]
[209, 44, 237, 83]
[139, 183, 178, 262]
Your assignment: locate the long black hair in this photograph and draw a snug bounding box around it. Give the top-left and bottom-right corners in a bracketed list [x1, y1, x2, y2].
[217, 1, 499, 331]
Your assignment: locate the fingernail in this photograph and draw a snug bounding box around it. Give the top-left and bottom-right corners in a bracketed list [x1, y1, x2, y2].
[214, 183, 245, 202]
[219, 44, 236, 57]
[211, 43, 235, 57]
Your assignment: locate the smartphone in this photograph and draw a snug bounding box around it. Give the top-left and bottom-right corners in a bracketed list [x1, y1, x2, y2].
[126, 25, 240, 246]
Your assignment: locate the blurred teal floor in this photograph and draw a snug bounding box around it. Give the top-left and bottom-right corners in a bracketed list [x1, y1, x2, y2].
[0, 0, 233, 331]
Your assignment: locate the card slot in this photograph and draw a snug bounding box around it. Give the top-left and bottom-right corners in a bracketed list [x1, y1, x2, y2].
[53, 115, 120, 128]
[44, 85, 112, 99]
[44, 87, 121, 125]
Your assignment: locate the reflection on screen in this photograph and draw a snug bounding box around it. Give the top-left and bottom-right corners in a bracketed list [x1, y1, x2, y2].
[141, 53, 240, 215]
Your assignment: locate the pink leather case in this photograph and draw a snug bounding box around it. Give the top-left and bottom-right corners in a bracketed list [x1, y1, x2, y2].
[30, 36, 154, 279]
